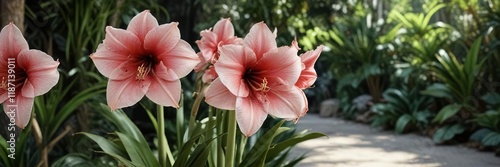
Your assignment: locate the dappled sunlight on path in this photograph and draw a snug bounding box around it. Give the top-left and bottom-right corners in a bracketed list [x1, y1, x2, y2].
[291, 114, 500, 167]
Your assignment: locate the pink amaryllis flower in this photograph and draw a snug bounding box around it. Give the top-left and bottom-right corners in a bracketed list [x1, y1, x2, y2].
[91, 10, 199, 110]
[205, 22, 307, 136]
[195, 18, 242, 83]
[0, 23, 60, 128]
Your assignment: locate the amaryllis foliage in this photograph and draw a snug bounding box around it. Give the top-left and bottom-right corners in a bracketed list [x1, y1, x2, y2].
[0, 23, 60, 128]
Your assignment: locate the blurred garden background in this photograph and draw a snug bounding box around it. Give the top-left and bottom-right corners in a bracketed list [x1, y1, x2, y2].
[1, 0, 500, 166]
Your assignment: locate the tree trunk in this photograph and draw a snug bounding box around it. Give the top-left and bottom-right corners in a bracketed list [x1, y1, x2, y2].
[1, 0, 25, 32]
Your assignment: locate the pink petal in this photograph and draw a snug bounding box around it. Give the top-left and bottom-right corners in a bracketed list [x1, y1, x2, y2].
[90, 44, 133, 79]
[213, 18, 235, 41]
[0, 90, 7, 103]
[244, 22, 277, 60]
[153, 61, 179, 81]
[216, 45, 257, 97]
[264, 86, 307, 119]
[196, 30, 218, 62]
[3, 96, 34, 129]
[202, 66, 218, 83]
[127, 10, 159, 42]
[296, 45, 323, 89]
[157, 40, 199, 79]
[17, 50, 59, 97]
[144, 22, 180, 56]
[194, 52, 208, 72]
[235, 95, 268, 137]
[106, 77, 150, 111]
[0, 23, 29, 58]
[108, 61, 138, 80]
[104, 26, 144, 56]
[254, 46, 301, 89]
[205, 78, 236, 110]
[146, 74, 181, 108]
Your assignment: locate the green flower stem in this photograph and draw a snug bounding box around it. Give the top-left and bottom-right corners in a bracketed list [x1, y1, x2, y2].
[216, 109, 225, 167]
[226, 110, 237, 167]
[188, 86, 205, 138]
[157, 105, 174, 166]
[237, 135, 248, 163]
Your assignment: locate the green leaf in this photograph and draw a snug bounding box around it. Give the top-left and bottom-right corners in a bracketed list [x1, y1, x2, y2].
[0, 135, 11, 167]
[420, 83, 452, 98]
[97, 104, 152, 153]
[51, 153, 95, 167]
[482, 132, 500, 146]
[240, 120, 286, 167]
[470, 128, 493, 142]
[96, 151, 141, 167]
[395, 114, 413, 134]
[49, 82, 106, 138]
[116, 132, 159, 167]
[432, 124, 466, 143]
[78, 132, 127, 158]
[433, 104, 462, 124]
[186, 135, 221, 167]
[266, 132, 326, 161]
[481, 92, 500, 106]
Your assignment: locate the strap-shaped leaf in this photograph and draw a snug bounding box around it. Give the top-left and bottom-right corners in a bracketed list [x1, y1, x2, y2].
[433, 103, 462, 124]
[240, 120, 286, 167]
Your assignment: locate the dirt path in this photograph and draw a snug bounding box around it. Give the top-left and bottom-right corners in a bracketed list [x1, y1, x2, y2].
[290, 114, 500, 167]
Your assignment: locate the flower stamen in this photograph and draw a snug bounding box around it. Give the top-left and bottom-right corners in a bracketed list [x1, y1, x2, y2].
[256, 77, 270, 93]
[0, 77, 6, 90]
[136, 63, 152, 80]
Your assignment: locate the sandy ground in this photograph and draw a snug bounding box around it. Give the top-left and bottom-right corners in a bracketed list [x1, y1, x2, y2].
[290, 114, 500, 167]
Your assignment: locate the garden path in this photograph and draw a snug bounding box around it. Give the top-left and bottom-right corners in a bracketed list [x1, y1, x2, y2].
[291, 114, 500, 167]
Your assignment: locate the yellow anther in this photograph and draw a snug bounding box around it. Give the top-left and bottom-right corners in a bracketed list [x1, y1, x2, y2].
[136, 63, 151, 80]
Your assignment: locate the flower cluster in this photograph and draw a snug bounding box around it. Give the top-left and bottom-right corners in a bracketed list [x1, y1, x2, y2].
[197, 19, 323, 136]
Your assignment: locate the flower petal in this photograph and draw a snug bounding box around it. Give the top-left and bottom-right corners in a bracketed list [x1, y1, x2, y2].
[104, 26, 144, 55]
[236, 95, 268, 137]
[202, 66, 218, 83]
[3, 96, 34, 129]
[157, 40, 199, 79]
[213, 18, 235, 41]
[106, 77, 150, 111]
[144, 22, 180, 56]
[244, 22, 277, 60]
[153, 61, 179, 81]
[205, 78, 236, 110]
[90, 44, 133, 79]
[196, 30, 218, 62]
[296, 45, 323, 89]
[17, 50, 59, 97]
[216, 45, 257, 97]
[264, 86, 307, 119]
[0, 23, 28, 59]
[127, 10, 159, 41]
[146, 75, 181, 108]
[255, 46, 301, 89]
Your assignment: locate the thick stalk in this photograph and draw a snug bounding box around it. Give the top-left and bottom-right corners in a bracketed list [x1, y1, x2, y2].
[225, 111, 237, 167]
[188, 86, 205, 137]
[157, 105, 174, 166]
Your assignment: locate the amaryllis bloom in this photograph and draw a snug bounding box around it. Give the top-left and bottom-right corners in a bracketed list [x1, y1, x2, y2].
[0, 23, 60, 128]
[90, 10, 199, 110]
[195, 18, 242, 83]
[295, 45, 324, 89]
[205, 22, 307, 136]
